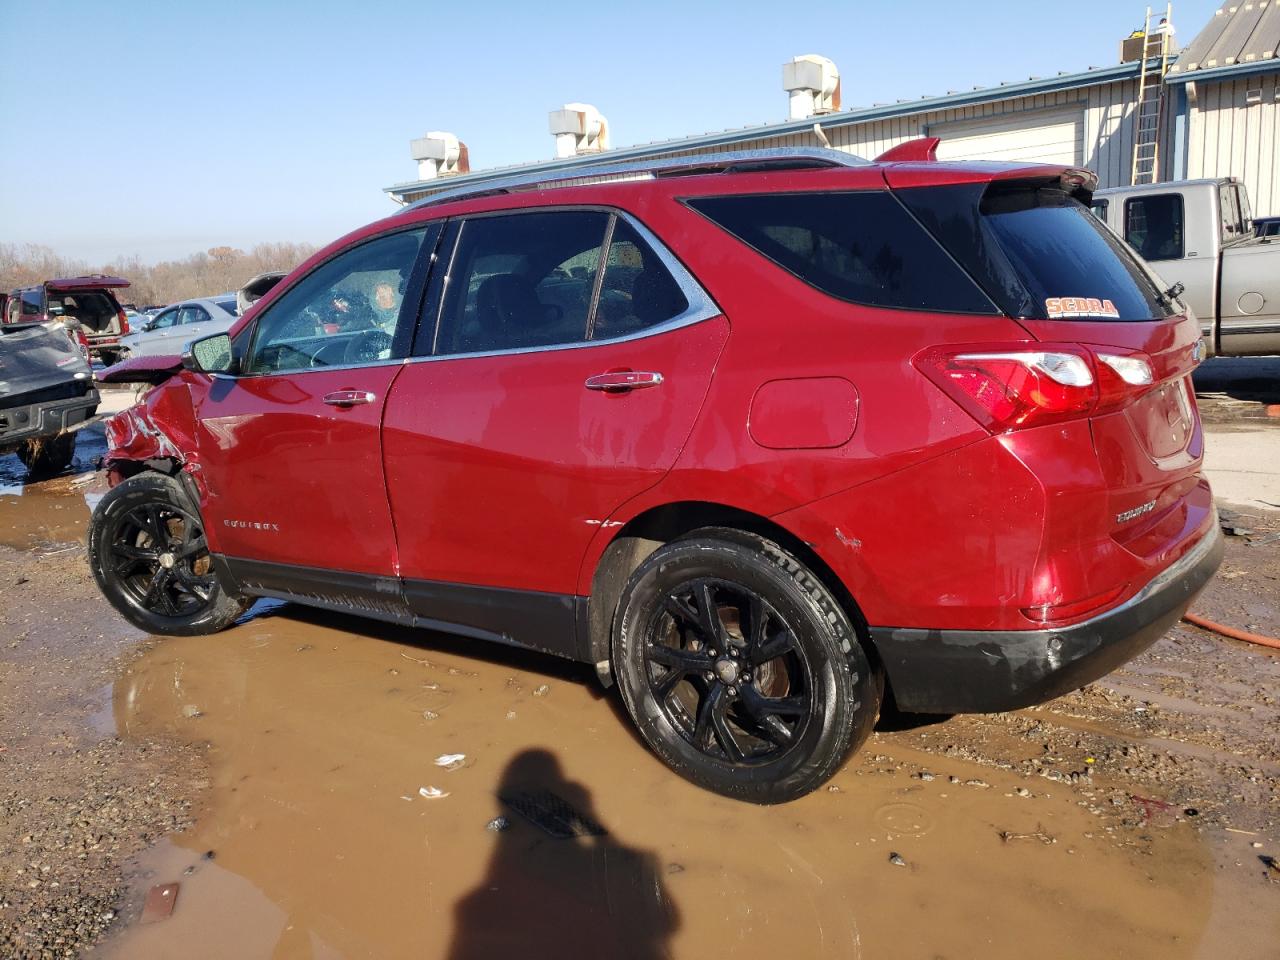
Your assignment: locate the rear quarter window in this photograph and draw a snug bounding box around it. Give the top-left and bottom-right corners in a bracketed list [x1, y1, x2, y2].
[899, 182, 1174, 321]
[685, 191, 997, 314]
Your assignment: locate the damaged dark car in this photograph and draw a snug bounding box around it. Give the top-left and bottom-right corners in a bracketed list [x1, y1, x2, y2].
[0, 320, 99, 477]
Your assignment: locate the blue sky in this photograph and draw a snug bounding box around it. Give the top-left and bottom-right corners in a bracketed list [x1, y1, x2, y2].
[1, 0, 1219, 263]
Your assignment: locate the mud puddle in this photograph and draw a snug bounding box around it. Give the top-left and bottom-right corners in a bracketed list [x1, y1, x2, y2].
[0, 425, 106, 550]
[95, 607, 1271, 960]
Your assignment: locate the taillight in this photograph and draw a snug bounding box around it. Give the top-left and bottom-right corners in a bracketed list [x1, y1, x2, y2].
[1094, 351, 1154, 413]
[914, 347, 1097, 431]
[118, 306, 130, 334]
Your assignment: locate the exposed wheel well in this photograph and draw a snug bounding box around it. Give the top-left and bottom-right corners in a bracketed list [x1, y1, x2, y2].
[586, 500, 876, 685]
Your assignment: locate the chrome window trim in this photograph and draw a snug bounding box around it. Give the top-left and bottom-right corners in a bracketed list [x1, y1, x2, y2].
[411, 208, 721, 365]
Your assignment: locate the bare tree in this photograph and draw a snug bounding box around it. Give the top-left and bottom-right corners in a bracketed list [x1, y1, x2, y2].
[0, 242, 317, 307]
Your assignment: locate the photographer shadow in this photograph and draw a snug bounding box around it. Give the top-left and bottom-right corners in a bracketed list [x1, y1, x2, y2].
[448, 749, 679, 960]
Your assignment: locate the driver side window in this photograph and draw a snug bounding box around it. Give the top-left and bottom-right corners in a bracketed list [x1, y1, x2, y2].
[246, 228, 430, 374]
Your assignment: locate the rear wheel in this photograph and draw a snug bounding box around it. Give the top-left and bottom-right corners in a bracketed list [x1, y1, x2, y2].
[612, 529, 881, 803]
[89, 472, 248, 635]
[19, 434, 76, 479]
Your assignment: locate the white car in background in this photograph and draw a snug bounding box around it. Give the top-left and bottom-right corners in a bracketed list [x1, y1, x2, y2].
[119, 296, 239, 359]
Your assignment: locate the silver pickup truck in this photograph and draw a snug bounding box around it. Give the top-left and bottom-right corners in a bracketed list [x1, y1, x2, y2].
[1091, 177, 1280, 356]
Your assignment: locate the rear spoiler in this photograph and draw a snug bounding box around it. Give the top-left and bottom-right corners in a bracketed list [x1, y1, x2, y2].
[98, 353, 183, 384]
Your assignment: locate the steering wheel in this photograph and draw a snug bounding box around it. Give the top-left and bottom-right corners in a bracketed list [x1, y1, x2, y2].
[343, 329, 394, 365]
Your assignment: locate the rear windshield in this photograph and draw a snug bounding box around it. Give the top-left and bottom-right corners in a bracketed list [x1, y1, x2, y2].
[897, 182, 1173, 321]
[213, 297, 238, 316]
[685, 191, 997, 314]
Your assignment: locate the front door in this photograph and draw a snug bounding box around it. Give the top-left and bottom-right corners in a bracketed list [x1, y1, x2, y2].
[382, 209, 728, 654]
[193, 226, 436, 604]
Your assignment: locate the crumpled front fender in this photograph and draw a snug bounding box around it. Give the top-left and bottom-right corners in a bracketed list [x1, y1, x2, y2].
[102, 377, 201, 489]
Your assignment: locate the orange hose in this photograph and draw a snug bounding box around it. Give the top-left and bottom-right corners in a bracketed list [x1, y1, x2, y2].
[1183, 612, 1280, 650]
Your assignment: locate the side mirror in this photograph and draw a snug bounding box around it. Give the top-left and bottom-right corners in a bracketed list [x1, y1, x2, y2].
[183, 333, 237, 375]
[142, 319, 157, 331]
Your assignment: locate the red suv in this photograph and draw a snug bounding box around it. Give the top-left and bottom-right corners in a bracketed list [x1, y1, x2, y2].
[89, 145, 1222, 802]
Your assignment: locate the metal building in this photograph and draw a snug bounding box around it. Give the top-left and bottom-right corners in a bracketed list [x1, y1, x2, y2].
[384, 5, 1280, 216]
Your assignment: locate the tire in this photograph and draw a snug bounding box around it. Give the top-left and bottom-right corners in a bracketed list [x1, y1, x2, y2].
[612, 528, 882, 803]
[89, 472, 248, 636]
[19, 433, 76, 479]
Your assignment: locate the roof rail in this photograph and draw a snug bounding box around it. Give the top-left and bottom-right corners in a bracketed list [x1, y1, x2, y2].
[405, 147, 868, 210]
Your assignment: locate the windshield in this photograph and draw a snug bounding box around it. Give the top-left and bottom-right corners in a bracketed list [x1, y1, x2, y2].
[897, 181, 1174, 321]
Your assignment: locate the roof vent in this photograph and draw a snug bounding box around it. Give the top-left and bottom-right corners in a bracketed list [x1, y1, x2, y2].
[410, 131, 470, 180]
[548, 103, 610, 159]
[783, 55, 841, 120]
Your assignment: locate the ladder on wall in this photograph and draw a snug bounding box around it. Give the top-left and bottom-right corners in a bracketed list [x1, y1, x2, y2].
[1130, 3, 1174, 185]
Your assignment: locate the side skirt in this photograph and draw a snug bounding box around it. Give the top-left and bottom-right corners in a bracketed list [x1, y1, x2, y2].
[214, 555, 586, 662]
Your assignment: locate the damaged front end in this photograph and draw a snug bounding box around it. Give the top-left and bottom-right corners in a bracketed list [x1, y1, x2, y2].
[98, 355, 204, 500]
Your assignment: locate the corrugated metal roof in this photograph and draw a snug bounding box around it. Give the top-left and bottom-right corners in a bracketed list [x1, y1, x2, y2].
[384, 62, 1140, 201]
[1168, 1, 1280, 74]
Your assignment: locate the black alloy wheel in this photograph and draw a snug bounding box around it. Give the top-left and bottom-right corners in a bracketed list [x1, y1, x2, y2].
[645, 578, 811, 765]
[89, 472, 248, 635]
[613, 529, 882, 803]
[108, 500, 214, 617]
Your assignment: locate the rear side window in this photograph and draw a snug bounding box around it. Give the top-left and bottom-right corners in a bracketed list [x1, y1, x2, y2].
[686, 191, 996, 314]
[899, 182, 1173, 321]
[1124, 194, 1184, 261]
[430, 210, 695, 356]
[590, 220, 688, 340]
[213, 297, 238, 316]
[434, 211, 609, 355]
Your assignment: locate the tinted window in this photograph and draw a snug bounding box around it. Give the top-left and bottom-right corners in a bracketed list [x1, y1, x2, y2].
[899, 182, 1172, 321]
[1090, 199, 1109, 220]
[1125, 194, 1184, 260]
[213, 297, 239, 316]
[247, 228, 428, 374]
[686, 191, 995, 314]
[590, 220, 688, 340]
[433, 211, 609, 355]
[21, 290, 42, 316]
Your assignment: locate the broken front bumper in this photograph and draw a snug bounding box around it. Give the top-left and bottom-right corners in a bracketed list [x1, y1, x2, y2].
[869, 524, 1225, 714]
[0, 390, 100, 450]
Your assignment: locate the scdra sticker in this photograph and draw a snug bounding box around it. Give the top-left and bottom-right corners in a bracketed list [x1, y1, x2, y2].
[1045, 297, 1119, 319]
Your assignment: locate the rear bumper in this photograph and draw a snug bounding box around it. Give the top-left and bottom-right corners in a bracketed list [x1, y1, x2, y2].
[0, 390, 100, 450]
[869, 523, 1224, 713]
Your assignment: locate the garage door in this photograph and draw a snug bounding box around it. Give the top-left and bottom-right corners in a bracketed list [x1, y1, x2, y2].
[929, 108, 1084, 165]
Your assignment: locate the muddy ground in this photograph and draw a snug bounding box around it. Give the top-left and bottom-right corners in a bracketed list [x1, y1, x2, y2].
[2, 406, 1279, 959]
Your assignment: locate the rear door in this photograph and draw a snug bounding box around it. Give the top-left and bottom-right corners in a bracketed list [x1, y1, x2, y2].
[381, 208, 727, 652]
[193, 226, 437, 604]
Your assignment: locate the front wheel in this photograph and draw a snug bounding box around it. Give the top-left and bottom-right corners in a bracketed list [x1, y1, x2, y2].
[89, 472, 248, 635]
[612, 529, 882, 803]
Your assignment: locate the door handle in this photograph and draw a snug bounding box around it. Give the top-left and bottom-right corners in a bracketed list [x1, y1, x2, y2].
[584, 371, 664, 393]
[323, 390, 376, 407]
